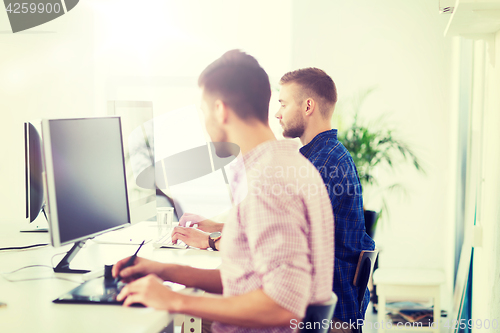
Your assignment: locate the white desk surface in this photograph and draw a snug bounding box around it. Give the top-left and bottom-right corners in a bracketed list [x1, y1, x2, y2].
[0, 220, 221, 333]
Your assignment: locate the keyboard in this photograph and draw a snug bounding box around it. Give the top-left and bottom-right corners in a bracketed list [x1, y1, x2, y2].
[93, 222, 155, 245]
[153, 230, 188, 249]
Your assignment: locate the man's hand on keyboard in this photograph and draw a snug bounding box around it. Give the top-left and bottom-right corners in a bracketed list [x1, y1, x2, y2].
[178, 213, 224, 233]
[171, 226, 210, 249]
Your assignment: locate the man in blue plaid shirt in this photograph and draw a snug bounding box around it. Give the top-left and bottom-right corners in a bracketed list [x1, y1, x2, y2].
[276, 68, 376, 332]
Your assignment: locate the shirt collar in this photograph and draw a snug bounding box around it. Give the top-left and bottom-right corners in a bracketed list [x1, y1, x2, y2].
[243, 139, 299, 169]
[229, 139, 300, 180]
[299, 129, 338, 158]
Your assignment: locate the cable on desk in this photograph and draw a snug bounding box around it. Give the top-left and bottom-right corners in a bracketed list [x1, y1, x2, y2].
[1, 264, 52, 274]
[3, 276, 82, 283]
[0, 243, 49, 251]
[50, 251, 68, 267]
[48, 242, 89, 268]
[1, 265, 82, 284]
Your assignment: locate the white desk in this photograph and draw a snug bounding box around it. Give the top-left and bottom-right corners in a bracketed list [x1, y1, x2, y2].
[0, 221, 221, 333]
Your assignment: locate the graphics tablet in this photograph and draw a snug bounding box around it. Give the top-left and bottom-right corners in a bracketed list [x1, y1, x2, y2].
[53, 277, 144, 307]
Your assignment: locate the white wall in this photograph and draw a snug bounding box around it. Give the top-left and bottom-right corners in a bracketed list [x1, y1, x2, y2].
[289, 0, 454, 307]
[472, 31, 500, 325]
[0, 2, 96, 222]
[0, 0, 293, 224]
[91, 0, 293, 115]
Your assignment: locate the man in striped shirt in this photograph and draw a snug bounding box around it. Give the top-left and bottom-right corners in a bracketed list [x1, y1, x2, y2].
[275, 68, 376, 332]
[113, 50, 334, 332]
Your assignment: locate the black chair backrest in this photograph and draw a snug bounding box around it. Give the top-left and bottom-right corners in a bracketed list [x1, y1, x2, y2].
[352, 250, 378, 333]
[300, 293, 337, 333]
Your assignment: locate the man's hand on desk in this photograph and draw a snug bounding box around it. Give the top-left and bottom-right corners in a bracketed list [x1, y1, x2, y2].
[171, 226, 211, 249]
[179, 213, 224, 233]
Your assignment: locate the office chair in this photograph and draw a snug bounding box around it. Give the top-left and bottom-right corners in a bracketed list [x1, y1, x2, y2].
[352, 250, 379, 333]
[300, 292, 337, 333]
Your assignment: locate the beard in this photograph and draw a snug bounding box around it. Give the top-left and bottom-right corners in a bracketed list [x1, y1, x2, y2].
[214, 141, 234, 158]
[282, 116, 305, 139]
[207, 121, 233, 158]
[211, 142, 239, 159]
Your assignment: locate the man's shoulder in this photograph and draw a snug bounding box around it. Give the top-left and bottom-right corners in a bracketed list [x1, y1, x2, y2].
[244, 145, 326, 197]
[252, 148, 320, 178]
[308, 139, 352, 167]
[252, 141, 310, 166]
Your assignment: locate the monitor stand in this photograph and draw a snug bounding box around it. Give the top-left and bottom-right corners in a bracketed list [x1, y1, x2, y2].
[54, 240, 91, 274]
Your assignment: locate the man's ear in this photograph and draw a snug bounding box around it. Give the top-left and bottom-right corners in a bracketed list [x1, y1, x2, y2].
[304, 98, 316, 116]
[214, 99, 229, 124]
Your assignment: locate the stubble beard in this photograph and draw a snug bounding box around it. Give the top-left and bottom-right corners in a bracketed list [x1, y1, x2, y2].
[282, 117, 305, 139]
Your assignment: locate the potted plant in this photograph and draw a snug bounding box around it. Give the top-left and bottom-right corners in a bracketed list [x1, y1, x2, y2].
[335, 88, 425, 238]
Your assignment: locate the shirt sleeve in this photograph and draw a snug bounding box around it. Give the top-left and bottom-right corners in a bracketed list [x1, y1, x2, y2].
[243, 185, 312, 318]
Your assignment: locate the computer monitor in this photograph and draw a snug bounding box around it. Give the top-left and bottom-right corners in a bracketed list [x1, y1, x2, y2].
[23, 121, 48, 232]
[42, 117, 131, 273]
[107, 101, 186, 222]
[107, 101, 159, 223]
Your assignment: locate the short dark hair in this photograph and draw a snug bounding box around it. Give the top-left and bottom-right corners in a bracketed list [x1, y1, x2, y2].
[198, 50, 271, 123]
[280, 68, 337, 117]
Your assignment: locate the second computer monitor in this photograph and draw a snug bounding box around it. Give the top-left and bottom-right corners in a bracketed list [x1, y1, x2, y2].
[42, 117, 130, 247]
[24, 121, 47, 231]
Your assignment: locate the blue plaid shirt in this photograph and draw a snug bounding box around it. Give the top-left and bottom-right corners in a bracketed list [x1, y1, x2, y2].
[300, 129, 375, 323]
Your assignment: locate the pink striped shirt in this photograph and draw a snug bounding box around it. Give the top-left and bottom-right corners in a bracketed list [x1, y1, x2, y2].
[213, 140, 334, 333]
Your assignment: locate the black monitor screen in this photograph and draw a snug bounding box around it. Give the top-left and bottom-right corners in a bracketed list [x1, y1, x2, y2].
[46, 118, 130, 245]
[25, 122, 44, 222]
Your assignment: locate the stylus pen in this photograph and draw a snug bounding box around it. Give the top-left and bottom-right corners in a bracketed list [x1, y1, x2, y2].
[116, 240, 145, 282]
